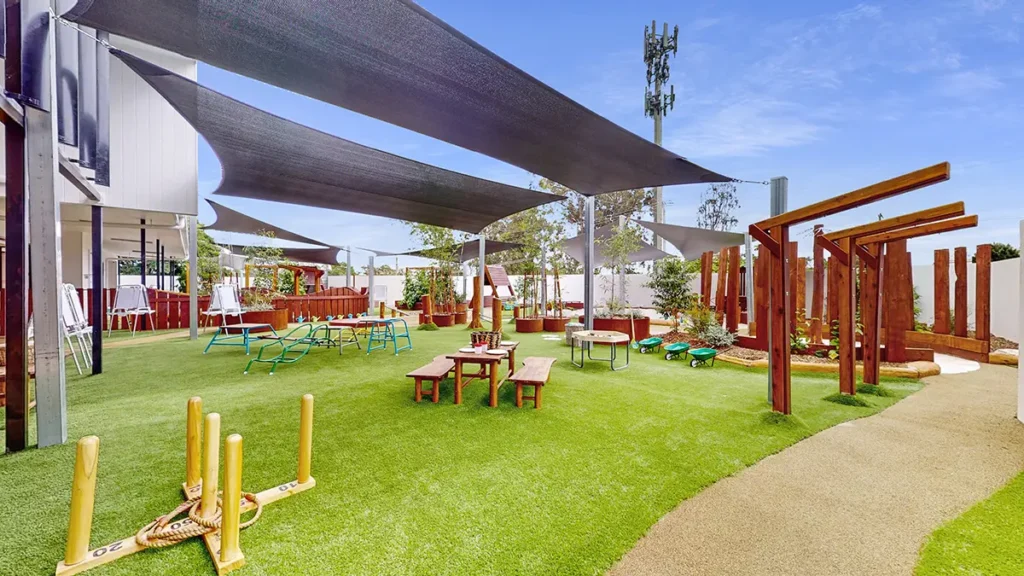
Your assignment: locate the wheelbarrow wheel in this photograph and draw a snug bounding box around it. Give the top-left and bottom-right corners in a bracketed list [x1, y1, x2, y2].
[690, 359, 699, 368]
[640, 347, 648, 354]
[665, 352, 674, 361]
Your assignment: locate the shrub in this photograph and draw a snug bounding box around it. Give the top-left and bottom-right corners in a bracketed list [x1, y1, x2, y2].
[403, 270, 430, 309]
[699, 323, 736, 348]
[685, 302, 716, 336]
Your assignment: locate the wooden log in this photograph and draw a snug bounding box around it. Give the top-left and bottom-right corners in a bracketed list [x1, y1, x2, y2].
[469, 276, 483, 329]
[726, 246, 741, 333]
[755, 246, 769, 346]
[769, 226, 792, 414]
[811, 225, 825, 342]
[796, 256, 807, 325]
[715, 248, 728, 324]
[827, 257, 839, 332]
[491, 295, 503, 332]
[884, 240, 911, 363]
[837, 238, 857, 395]
[861, 244, 883, 385]
[826, 202, 965, 241]
[857, 215, 978, 245]
[700, 252, 713, 307]
[975, 244, 992, 343]
[788, 242, 799, 331]
[933, 249, 950, 334]
[954, 247, 968, 337]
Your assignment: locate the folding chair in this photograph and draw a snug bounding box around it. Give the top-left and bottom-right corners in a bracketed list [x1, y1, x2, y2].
[202, 284, 245, 332]
[61, 284, 92, 375]
[107, 285, 156, 337]
[244, 324, 316, 375]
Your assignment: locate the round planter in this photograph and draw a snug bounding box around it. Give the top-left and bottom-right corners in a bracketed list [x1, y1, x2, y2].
[515, 317, 544, 333]
[543, 317, 571, 332]
[590, 316, 650, 341]
[456, 303, 468, 313]
[453, 311, 468, 325]
[433, 314, 455, 327]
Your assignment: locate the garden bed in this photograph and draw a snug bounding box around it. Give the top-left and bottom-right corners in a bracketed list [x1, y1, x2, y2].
[515, 317, 544, 333]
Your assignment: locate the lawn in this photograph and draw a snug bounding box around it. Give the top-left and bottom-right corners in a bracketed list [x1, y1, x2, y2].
[0, 326, 920, 575]
[916, 469, 1024, 575]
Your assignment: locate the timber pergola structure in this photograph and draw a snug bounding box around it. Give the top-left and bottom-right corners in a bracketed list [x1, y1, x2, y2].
[749, 163, 958, 414]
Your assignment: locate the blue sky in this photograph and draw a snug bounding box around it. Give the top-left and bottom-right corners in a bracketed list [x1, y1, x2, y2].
[198, 0, 1024, 268]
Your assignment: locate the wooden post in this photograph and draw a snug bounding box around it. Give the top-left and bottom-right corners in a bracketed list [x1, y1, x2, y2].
[811, 226, 825, 342]
[200, 413, 221, 519]
[884, 240, 911, 363]
[298, 394, 314, 484]
[379, 301, 385, 318]
[827, 257, 839, 332]
[220, 434, 244, 567]
[975, 244, 992, 343]
[491, 296, 503, 332]
[700, 252, 713, 306]
[755, 245, 769, 347]
[715, 248, 728, 323]
[469, 276, 483, 329]
[770, 226, 792, 414]
[423, 294, 433, 325]
[837, 238, 856, 395]
[796, 257, 807, 325]
[954, 247, 968, 337]
[64, 436, 100, 567]
[862, 244, 883, 385]
[788, 242, 799, 331]
[726, 246, 740, 333]
[185, 397, 202, 491]
[933, 249, 950, 334]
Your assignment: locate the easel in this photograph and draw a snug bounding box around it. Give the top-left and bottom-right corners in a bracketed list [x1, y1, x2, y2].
[56, 395, 317, 575]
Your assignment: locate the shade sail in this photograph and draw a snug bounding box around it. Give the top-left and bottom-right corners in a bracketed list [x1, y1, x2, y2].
[402, 239, 521, 262]
[562, 225, 671, 269]
[65, 0, 731, 194]
[229, 246, 342, 266]
[112, 50, 563, 234]
[633, 220, 745, 260]
[206, 199, 327, 247]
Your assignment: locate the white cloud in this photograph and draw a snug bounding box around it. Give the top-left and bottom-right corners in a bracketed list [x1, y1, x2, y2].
[668, 99, 824, 157]
[939, 69, 1004, 99]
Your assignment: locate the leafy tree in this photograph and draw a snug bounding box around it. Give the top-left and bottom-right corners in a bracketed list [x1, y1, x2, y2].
[483, 197, 566, 276]
[645, 257, 696, 332]
[243, 230, 285, 310]
[990, 242, 1019, 262]
[408, 224, 468, 314]
[696, 182, 740, 231]
[329, 262, 353, 276]
[362, 264, 399, 275]
[599, 221, 643, 314]
[176, 226, 225, 295]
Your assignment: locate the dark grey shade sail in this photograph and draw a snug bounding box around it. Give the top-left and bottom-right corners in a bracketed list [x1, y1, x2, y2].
[562, 224, 671, 269]
[64, 0, 731, 194]
[356, 247, 400, 258]
[229, 246, 342, 267]
[402, 239, 521, 262]
[633, 220, 745, 260]
[206, 199, 328, 247]
[113, 50, 562, 234]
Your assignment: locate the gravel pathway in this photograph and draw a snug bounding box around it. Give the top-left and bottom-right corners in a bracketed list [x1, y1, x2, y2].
[610, 364, 1024, 576]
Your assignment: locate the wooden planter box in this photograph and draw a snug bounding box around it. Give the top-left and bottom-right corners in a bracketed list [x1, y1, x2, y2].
[516, 317, 544, 333]
[543, 317, 571, 332]
[580, 316, 650, 341]
[240, 309, 289, 332]
[433, 314, 455, 327]
[454, 311, 468, 325]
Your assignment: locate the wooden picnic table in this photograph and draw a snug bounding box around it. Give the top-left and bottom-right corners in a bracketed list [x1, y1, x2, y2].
[446, 341, 519, 407]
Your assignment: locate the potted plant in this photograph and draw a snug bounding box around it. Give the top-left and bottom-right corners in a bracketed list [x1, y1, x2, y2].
[514, 272, 544, 332]
[644, 257, 696, 334]
[408, 224, 467, 329]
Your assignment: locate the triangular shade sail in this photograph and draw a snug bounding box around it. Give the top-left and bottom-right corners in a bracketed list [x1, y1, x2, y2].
[113, 50, 564, 234]
[65, 0, 731, 194]
[206, 199, 327, 247]
[229, 246, 342, 267]
[401, 239, 522, 263]
[562, 225, 671, 269]
[633, 220, 745, 260]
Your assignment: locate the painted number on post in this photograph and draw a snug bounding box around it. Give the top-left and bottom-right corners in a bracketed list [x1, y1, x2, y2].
[91, 540, 124, 558]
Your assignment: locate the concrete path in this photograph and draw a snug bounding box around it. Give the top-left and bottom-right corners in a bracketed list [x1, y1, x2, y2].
[610, 364, 1024, 576]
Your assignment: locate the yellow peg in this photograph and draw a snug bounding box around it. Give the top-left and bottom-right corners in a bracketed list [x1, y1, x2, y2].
[298, 394, 314, 484]
[200, 413, 221, 519]
[185, 397, 203, 491]
[64, 436, 100, 566]
[220, 434, 244, 566]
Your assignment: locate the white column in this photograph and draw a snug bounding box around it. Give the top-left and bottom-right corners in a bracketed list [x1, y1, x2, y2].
[346, 247, 352, 289]
[188, 216, 198, 340]
[367, 255, 376, 314]
[1018, 220, 1023, 424]
[583, 196, 595, 329]
[29, 0, 67, 448]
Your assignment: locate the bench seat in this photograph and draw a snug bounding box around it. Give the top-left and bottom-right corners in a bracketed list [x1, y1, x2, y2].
[407, 355, 455, 403]
[507, 357, 556, 409]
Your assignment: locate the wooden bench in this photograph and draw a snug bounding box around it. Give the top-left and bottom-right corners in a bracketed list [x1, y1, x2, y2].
[508, 357, 556, 409]
[407, 355, 455, 403]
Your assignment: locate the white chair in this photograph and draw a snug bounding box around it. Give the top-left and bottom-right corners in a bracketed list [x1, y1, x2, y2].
[202, 284, 245, 331]
[107, 284, 156, 337]
[61, 284, 92, 375]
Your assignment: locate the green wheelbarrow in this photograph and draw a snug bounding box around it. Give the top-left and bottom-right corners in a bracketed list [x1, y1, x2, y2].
[689, 348, 718, 368]
[664, 342, 690, 361]
[637, 337, 663, 354]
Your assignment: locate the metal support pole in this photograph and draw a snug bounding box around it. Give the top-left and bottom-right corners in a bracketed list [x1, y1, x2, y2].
[188, 216, 198, 340]
[767, 176, 788, 403]
[155, 239, 161, 290]
[745, 232, 754, 327]
[161, 245, 166, 291]
[540, 246, 548, 316]
[583, 196, 595, 330]
[139, 219, 147, 330]
[91, 206, 103, 374]
[28, 0, 67, 448]
[367, 255, 376, 314]
[346, 247, 352, 289]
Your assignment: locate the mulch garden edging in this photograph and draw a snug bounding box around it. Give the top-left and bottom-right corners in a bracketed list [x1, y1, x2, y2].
[717, 353, 941, 379]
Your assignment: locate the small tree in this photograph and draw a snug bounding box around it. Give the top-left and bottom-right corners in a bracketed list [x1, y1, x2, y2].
[243, 230, 285, 310]
[645, 257, 695, 332]
[177, 227, 223, 295]
[990, 242, 1020, 262]
[408, 224, 467, 314]
[696, 182, 740, 231]
[599, 221, 643, 315]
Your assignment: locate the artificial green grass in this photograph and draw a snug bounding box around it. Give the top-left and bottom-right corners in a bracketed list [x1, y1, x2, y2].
[0, 328, 920, 575]
[823, 392, 873, 407]
[856, 383, 894, 397]
[916, 469, 1024, 575]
